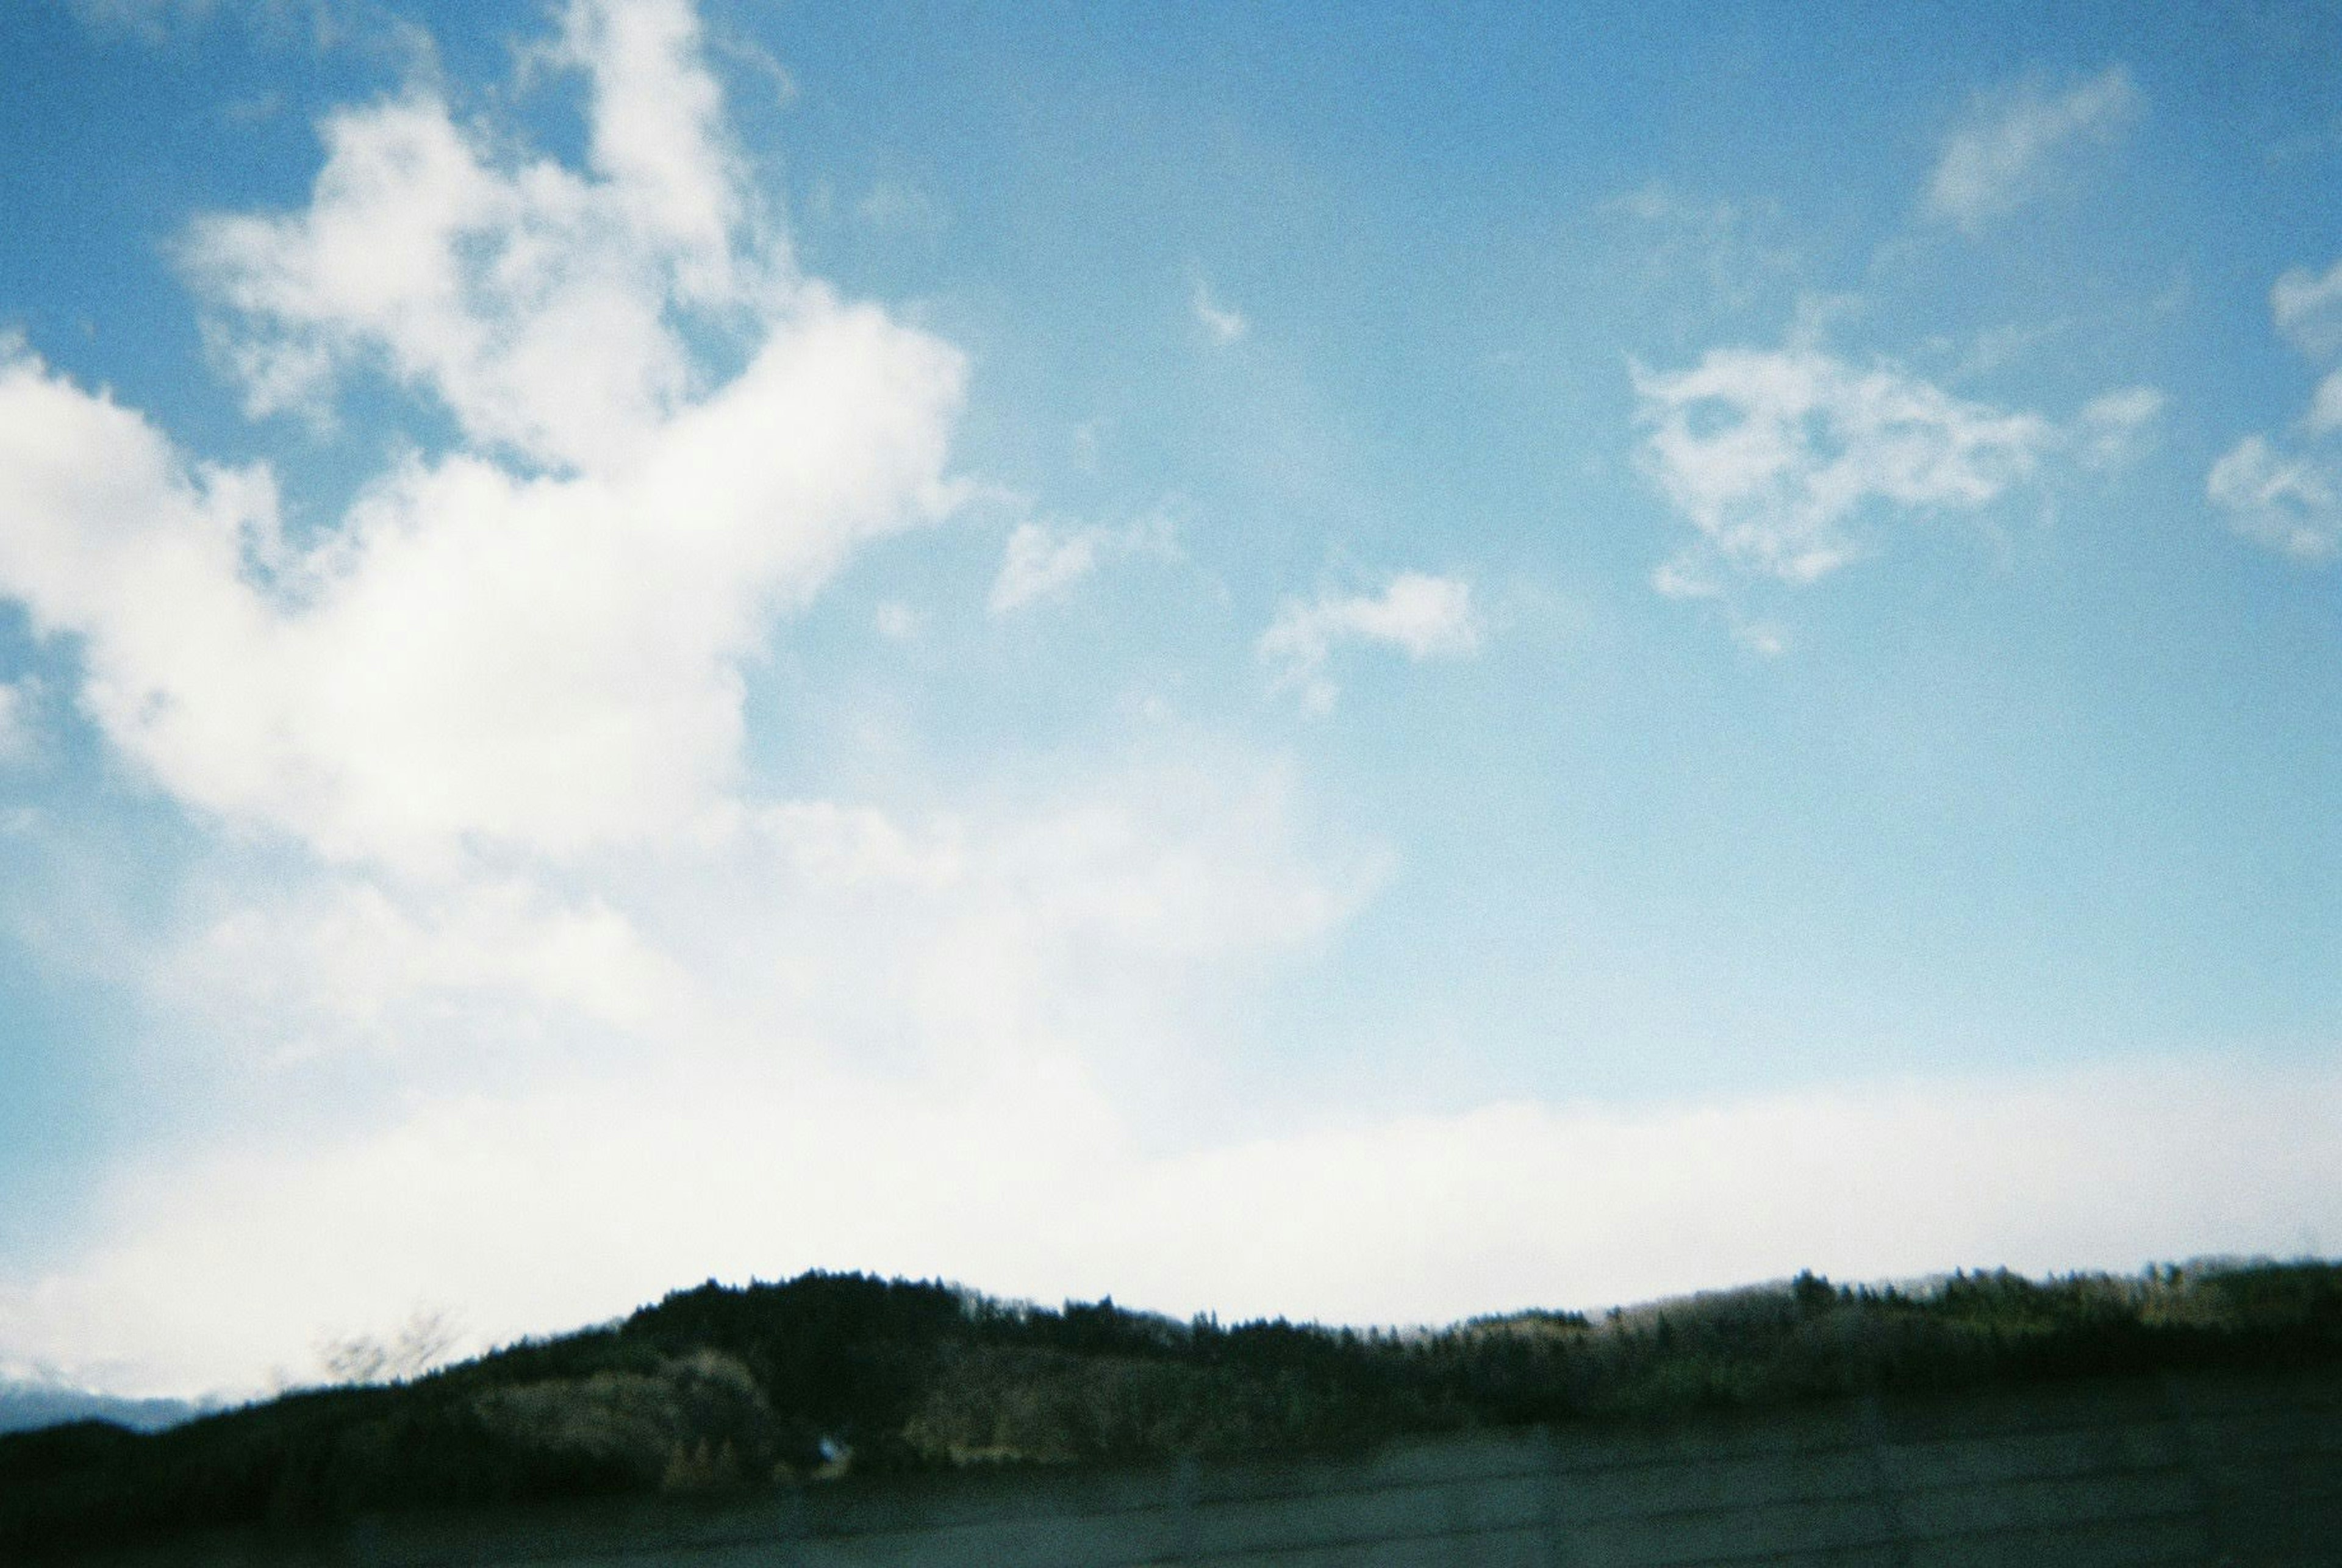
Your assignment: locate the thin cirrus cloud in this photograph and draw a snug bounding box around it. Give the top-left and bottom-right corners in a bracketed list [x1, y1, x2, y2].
[2208, 254, 2342, 562]
[0, 0, 966, 869]
[1924, 65, 2141, 234]
[1633, 343, 2162, 596]
[1259, 573, 1482, 712]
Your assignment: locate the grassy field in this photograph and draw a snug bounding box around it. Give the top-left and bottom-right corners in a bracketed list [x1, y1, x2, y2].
[5, 1258, 2338, 1558]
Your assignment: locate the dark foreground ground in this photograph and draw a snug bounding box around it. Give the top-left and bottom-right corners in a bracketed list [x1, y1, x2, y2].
[5, 1259, 2340, 1562]
[65, 1362, 2342, 1567]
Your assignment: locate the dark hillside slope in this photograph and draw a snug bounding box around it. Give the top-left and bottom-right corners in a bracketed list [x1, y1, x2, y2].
[5, 1259, 2340, 1559]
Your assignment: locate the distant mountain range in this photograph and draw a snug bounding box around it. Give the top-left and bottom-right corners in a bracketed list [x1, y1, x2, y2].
[0, 1378, 198, 1436]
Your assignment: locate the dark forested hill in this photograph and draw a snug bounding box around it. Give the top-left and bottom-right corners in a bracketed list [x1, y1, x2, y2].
[6, 1259, 2340, 1559]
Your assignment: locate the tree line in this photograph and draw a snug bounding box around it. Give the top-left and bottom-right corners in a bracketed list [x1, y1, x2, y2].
[5, 1258, 2338, 1558]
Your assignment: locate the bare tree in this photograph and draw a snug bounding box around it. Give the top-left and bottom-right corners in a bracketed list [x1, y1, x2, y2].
[317, 1306, 465, 1386]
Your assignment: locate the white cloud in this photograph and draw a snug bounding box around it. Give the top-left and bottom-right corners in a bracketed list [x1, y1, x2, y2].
[1260, 573, 1481, 712]
[873, 600, 921, 639]
[989, 521, 1100, 614]
[987, 515, 1178, 615]
[2209, 254, 2342, 562]
[1633, 345, 2054, 587]
[131, 748, 1378, 1095]
[2207, 436, 2340, 561]
[0, 748, 1388, 1395]
[179, 0, 761, 470]
[1925, 66, 2141, 234]
[1191, 280, 1248, 345]
[1649, 557, 1721, 601]
[8, 1050, 2337, 1398]
[18, 0, 2316, 1425]
[0, 0, 1406, 1403]
[2272, 258, 2342, 361]
[0, 2, 965, 868]
[151, 873, 701, 1068]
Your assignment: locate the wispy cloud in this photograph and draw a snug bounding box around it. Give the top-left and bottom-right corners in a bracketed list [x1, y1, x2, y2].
[1191, 279, 1248, 345]
[0, 753, 1386, 1394]
[987, 515, 1177, 615]
[2208, 437, 2340, 560]
[854, 177, 945, 236]
[1634, 340, 2166, 598]
[2313, 373, 2342, 439]
[1608, 182, 1802, 315]
[1925, 66, 2141, 234]
[1261, 573, 1481, 712]
[0, 679, 30, 762]
[990, 523, 1102, 614]
[2075, 385, 2168, 470]
[2272, 258, 2342, 362]
[1634, 345, 2055, 588]
[2274, 261, 2342, 440]
[2209, 254, 2342, 561]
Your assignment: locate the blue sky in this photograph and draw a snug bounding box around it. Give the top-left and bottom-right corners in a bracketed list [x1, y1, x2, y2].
[1, 0, 2338, 1396]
